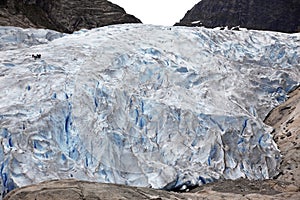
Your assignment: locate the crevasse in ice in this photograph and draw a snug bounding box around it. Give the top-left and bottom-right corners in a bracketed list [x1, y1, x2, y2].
[0, 24, 299, 198]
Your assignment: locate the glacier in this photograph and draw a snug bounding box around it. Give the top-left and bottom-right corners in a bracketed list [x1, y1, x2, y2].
[0, 24, 299, 198]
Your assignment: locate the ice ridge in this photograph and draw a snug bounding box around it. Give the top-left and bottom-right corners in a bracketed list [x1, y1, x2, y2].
[0, 24, 299, 198]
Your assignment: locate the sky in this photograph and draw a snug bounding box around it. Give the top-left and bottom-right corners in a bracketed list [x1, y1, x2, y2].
[109, 0, 200, 26]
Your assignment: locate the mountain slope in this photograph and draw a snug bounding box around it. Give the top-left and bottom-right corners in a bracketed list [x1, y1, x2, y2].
[264, 86, 300, 186]
[0, 0, 141, 33]
[0, 24, 299, 199]
[175, 0, 300, 33]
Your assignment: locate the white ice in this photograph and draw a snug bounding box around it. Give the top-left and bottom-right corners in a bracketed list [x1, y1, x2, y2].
[0, 24, 299, 198]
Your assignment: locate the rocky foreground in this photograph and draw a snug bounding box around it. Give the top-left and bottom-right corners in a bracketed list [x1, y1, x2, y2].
[2, 178, 299, 200]
[4, 87, 300, 199]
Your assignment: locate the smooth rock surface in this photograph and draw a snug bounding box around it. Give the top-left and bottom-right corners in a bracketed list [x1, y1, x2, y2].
[0, 0, 141, 33]
[175, 0, 300, 33]
[3, 179, 300, 200]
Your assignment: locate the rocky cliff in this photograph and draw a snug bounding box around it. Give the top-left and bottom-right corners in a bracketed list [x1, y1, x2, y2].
[0, 0, 141, 33]
[264, 86, 300, 186]
[175, 0, 300, 33]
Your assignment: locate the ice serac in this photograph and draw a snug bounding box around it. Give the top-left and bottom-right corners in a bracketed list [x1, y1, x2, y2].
[0, 24, 299, 198]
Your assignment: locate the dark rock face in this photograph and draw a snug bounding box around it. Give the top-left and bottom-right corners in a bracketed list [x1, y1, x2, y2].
[0, 0, 7, 7]
[175, 0, 300, 33]
[0, 0, 141, 33]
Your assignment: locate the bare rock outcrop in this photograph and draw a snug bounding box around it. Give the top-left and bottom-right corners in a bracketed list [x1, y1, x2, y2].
[175, 0, 300, 33]
[3, 179, 188, 200]
[3, 179, 300, 200]
[265, 86, 300, 186]
[0, 0, 141, 33]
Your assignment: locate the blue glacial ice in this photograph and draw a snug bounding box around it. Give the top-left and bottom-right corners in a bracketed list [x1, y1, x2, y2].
[0, 24, 299, 198]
